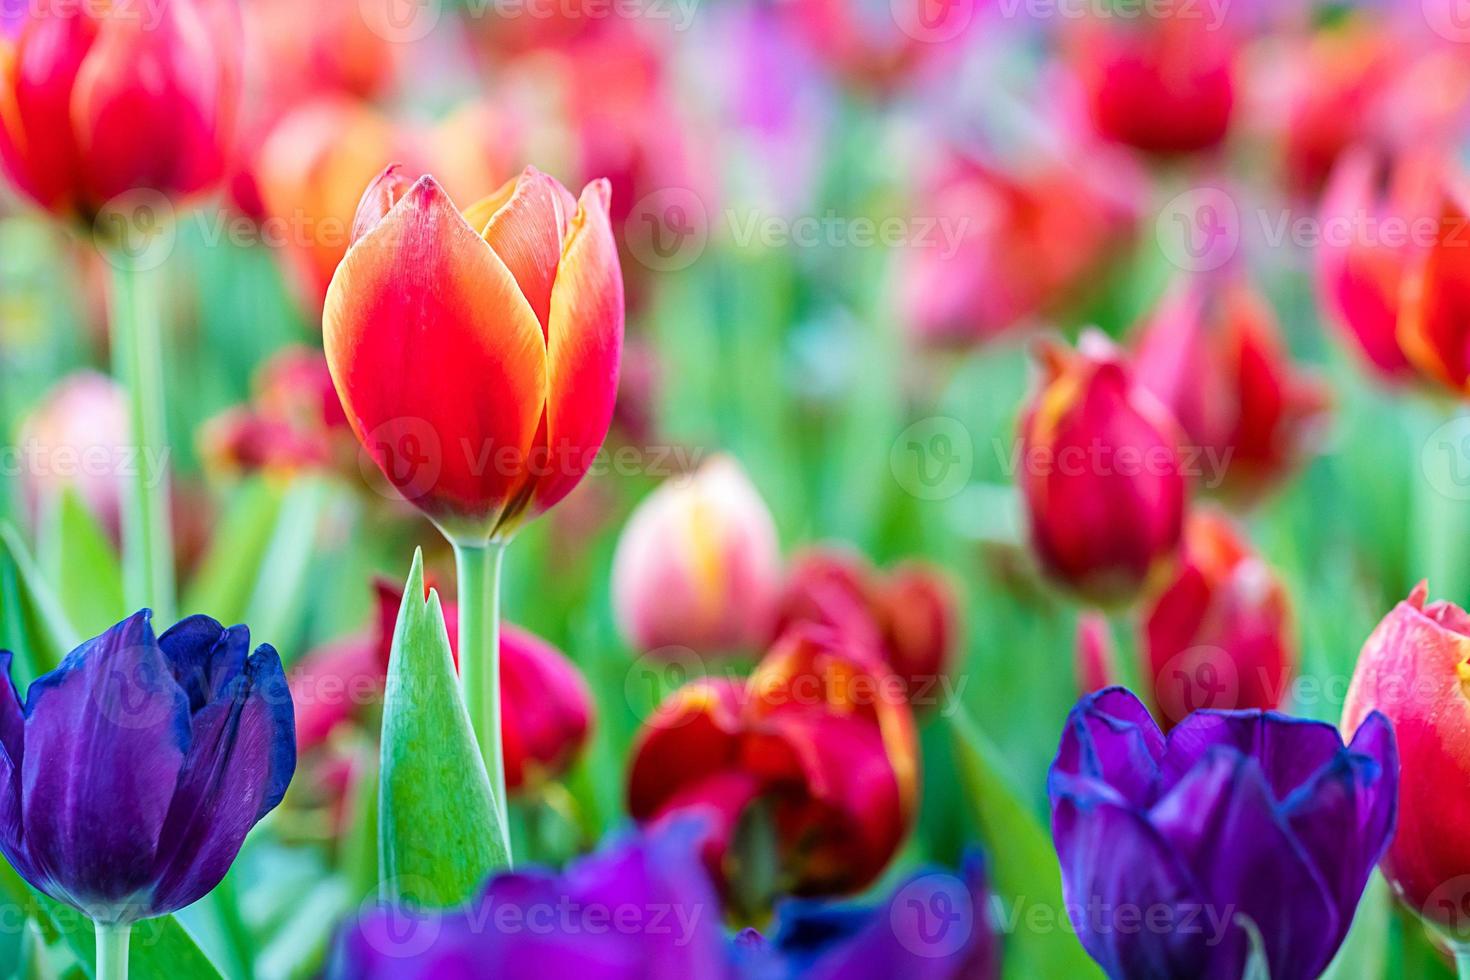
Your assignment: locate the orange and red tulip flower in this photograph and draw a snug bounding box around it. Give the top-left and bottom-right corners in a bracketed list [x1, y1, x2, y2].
[323, 164, 624, 542]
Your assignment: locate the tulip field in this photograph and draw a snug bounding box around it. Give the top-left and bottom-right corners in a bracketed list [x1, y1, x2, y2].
[6, 0, 1470, 977]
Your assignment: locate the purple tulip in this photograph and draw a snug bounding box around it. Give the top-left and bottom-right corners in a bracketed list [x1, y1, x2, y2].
[735, 853, 1000, 980]
[328, 820, 729, 979]
[0, 610, 295, 925]
[1048, 688, 1397, 980]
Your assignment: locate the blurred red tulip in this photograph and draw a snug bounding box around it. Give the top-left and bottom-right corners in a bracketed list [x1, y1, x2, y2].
[324, 164, 623, 541]
[1342, 582, 1470, 930]
[627, 626, 918, 900]
[1075, 612, 1118, 695]
[781, 0, 969, 91]
[291, 581, 592, 792]
[1399, 172, 1470, 395]
[1141, 510, 1295, 729]
[1066, 10, 1236, 157]
[903, 151, 1138, 347]
[18, 371, 128, 542]
[1132, 275, 1329, 502]
[1018, 336, 1188, 605]
[0, 0, 241, 221]
[770, 545, 959, 709]
[612, 456, 781, 658]
[1315, 145, 1442, 382]
[200, 346, 352, 476]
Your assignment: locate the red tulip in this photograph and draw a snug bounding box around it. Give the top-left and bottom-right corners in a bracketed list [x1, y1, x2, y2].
[1316, 145, 1442, 382]
[1141, 510, 1295, 729]
[1342, 583, 1470, 931]
[1074, 612, 1118, 695]
[1399, 171, 1470, 395]
[199, 346, 351, 476]
[627, 626, 918, 901]
[290, 580, 592, 793]
[1132, 275, 1329, 502]
[903, 150, 1138, 347]
[1017, 336, 1187, 605]
[1066, 9, 1236, 156]
[611, 456, 782, 658]
[0, 0, 241, 221]
[323, 164, 623, 541]
[770, 545, 959, 709]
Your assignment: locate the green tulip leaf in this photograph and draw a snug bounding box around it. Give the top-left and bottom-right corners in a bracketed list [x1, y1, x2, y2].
[40, 489, 125, 639]
[0, 522, 80, 684]
[378, 549, 508, 908]
[949, 706, 1103, 980]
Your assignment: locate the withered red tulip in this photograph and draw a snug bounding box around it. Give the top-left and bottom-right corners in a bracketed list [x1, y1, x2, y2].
[324, 164, 623, 541]
[1316, 146, 1441, 382]
[290, 581, 591, 793]
[1018, 336, 1187, 605]
[1343, 583, 1470, 932]
[1132, 275, 1328, 502]
[0, 0, 241, 221]
[770, 545, 959, 709]
[627, 626, 917, 901]
[1142, 510, 1295, 729]
[612, 456, 782, 658]
[1066, 9, 1235, 157]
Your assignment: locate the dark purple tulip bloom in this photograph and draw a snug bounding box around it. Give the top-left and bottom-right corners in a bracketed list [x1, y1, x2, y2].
[1048, 687, 1396, 980]
[735, 852, 999, 980]
[0, 610, 295, 924]
[328, 820, 729, 979]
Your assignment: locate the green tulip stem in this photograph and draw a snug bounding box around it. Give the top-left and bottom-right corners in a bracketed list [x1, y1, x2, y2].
[454, 539, 512, 863]
[1454, 942, 1470, 980]
[109, 258, 175, 623]
[96, 922, 131, 980]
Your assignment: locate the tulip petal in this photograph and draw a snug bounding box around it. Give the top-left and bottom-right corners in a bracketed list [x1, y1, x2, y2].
[1280, 711, 1396, 957]
[1149, 747, 1340, 980]
[480, 167, 579, 334]
[149, 645, 295, 912]
[20, 611, 190, 916]
[1051, 687, 1164, 808]
[0, 651, 24, 856]
[0, 11, 93, 214]
[158, 615, 248, 711]
[532, 178, 624, 515]
[1159, 710, 1345, 800]
[627, 678, 744, 820]
[323, 175, 547, 528]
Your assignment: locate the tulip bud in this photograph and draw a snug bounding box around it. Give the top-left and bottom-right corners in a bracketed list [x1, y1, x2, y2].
[0, 611, 295, 924]
[1316, 146, 1440, 382]
[200, 347, 351, 476]
[324, 165, 623, 541]
[770, 546, 958, 709]
[612, 456, 782, 657]
[1075, 612, 1118, 695]
[1052, 688, 1396, 979]
[18, 372, 129, 543]
[1132, 275, 1328, 502]
[1017, 337, 1188, 605]
[627, 626, 918, 901]
[1343, 583, 1470, 932]
[0, 0, 241, 221]
[1399, 172, 1470, 396]
[1066, 9, 1235, 156]
[1141, 510, 1295, 729]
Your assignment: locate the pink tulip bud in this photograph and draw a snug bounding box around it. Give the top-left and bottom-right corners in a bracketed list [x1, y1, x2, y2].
[611, 456, 781, 657]
[18, 372, 130, 543]
[1075, 612, 1118, 695]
